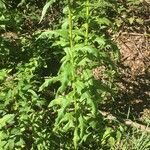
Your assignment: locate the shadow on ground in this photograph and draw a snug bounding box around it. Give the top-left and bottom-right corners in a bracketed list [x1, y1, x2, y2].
[101, 31, 150, 123]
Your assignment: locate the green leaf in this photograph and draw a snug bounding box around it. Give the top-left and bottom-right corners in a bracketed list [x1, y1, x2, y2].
[28, 89, 38, 97]
[48, 97, 63, 107]
[102, 127, 112, 140]
[128, 17, 135, 24]
[116, 130, 122, 141]
[53, 109, 65, 131]
[89, 120, 97, 129]
[81, 91, 96, 116]
[108, 137, 115, 147]
[82, 69, 92, 80]
[38, 29, 68, 40]
[63, 120, 74, 131]
[78, 57, 91, 66]
[94, 36, 106, 46]
[60, 113, 74, 131]
[96, 17, 111, 26]
[74, 81, 85, 94]
[0, 15, 6, 30]
[87, 98, 96, 116]
[0, 69, 7, 81]
[39, 76, 59, 91]
[74, 45, 98, 57]
[0, 1, 6, 9]
[0, 114, 14, 129]
[15, 138, 25, 147]
[40, 0, 56, 23]
[78, 115, 85, 138]
[73, 127, 80, 150]
[56, 63, 73, 95]
[80, 134, 90, 143]
[8, 139, 15, 150]
[136, 18, 143, 24]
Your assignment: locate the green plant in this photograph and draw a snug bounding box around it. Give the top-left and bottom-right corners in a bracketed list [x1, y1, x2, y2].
[39, 0, 119, 149]
[4, 0, 150, 149]
[114, 129, 150, 150]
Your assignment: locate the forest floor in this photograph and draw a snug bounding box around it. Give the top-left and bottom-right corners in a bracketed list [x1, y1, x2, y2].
[101, 30, 150, 127]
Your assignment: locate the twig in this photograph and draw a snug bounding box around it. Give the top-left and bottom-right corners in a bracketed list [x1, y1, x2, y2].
[121, 32, 150, 37]
[122, 32, 143, 36]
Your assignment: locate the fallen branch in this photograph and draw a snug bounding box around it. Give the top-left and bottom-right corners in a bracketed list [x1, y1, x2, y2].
[121, 32, 150, 37]
[100, 110, 150, 133]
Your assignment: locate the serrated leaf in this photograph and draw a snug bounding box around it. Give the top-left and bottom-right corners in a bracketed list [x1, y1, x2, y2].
[56, 63, 73, 95]
[74, 44, 98, 57]
[87, 98, 96, 116]
[74, 81, 85, 94]
[37, 30, 59, 39]
[96, 17, 111, 25]
[61, 113, 74, 131]
[81, 91, 96, 116]
[82, 46, 98, 57]
[53, 40, 68, 47]
[80, 134, 90, 143]
[50, 96, 72, 129]
[78, 57, 91, 66]
[48, 97, 63, 107]
[63, 119, 74, 131]
[94, 36, 106, 46]
[53, 109, 65, 130]
[44, 29, 68, 39]
[82, 69, 92, 80]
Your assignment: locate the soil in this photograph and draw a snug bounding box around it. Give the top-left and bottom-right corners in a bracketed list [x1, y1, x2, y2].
[102, 31, 150, 124]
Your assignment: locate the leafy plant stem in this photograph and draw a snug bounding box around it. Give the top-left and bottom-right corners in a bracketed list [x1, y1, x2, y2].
[68, 0, 73, 51]
[85, 0, 89, 45]
[68, 1, 78, 149]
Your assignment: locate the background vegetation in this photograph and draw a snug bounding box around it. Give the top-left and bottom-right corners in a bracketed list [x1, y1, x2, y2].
[0, 0, 149, 149]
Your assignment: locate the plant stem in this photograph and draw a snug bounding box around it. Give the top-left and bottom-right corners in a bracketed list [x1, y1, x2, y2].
[68, 0, 73, 50]
[68, 0, 75, 80]
[68, 1, 78, 149]
[85, 0, 89, 45]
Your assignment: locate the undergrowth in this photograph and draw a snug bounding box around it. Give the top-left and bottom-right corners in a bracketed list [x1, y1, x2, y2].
[0, 0, 149, 149]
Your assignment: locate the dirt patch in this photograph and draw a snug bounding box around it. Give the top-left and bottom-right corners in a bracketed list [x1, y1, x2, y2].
[118, 32, 149, 78]
[101, 31, 150, 123]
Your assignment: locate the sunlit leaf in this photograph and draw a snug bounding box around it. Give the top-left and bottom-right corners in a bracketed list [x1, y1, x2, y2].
[28, 89, 38, 97]
[73, 127, 80, 150]
[0, 114, 14, 129]
[96, 17, 111, 25]
[78, 115, 85, 138]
